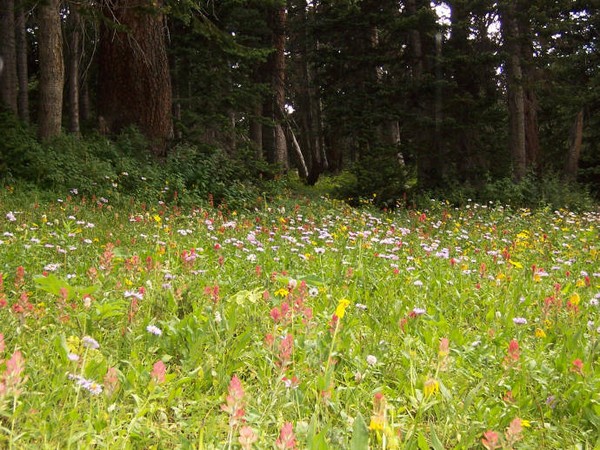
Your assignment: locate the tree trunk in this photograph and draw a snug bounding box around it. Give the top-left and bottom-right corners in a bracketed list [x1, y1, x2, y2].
[288, 0, 324, 184]
[266, 3, 288, 170]
[499, 1, 527, 181]
[0, 0, 18, 114]
[38, 0, 64, 140]
[66, 6, 82, 135]
[564, 109, 584, 182]
[15, 1, 28, 123]
[98, 0, 173, 157]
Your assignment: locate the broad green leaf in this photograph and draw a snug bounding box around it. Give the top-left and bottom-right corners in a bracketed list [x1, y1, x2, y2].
[350, 413, 369, 450]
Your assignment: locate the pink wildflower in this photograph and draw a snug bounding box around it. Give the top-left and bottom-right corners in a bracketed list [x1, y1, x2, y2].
[151, 360, 166, 384]
[103, 367, 120, 397]
[238, 425, 258, 450]
[505, 417, 523, 446]
[221, 375, 246, 427]
[481, 430, 500, 450]
[275, 422, 297, 449]
[571, 358, 584, 376]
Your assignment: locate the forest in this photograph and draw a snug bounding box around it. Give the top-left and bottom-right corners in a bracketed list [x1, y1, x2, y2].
[0, 0, 599, 208]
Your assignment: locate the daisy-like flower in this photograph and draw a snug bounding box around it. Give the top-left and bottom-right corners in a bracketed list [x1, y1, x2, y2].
[82, 336, 100, 350]
[308, 287, 319, 297]
[146, 325, 162, 336]
[513, 317, 527, 325]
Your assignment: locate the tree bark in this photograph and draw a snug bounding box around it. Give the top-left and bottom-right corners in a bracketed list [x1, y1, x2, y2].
[0, 0, 18, 114]
[15, 1, 28, 123]
[499, 1, 527, 181]
[38, 0, 64, 140]
[98, 0, 173, 157]
[266, 3, 288, 170]
[564, 109, 584, 182]
[66, 6, 82, 135]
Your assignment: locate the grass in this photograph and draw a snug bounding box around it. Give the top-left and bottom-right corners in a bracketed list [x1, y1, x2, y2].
[0, 186, 599, 449]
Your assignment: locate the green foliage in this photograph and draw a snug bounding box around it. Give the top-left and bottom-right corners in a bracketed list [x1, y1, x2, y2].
[413, 173, 596, 211]
[333, 146, 410, 208]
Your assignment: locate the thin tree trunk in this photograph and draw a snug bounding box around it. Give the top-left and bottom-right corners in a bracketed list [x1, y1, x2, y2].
[67, 6, 82, 135]
[249, 103, 263, 160]
[15, 1, 28, 123]
[269, 4, 288, 170]
[38, 0, 64, 140]
[0, 0, 18, 114]
[564, 109, 584, 182]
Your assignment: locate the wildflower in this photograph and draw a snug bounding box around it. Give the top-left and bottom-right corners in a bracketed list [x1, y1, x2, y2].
[0, 350, 26, 397]
[423, 378, 439, 397]
[103, 367, 120, 397]
[69, 374, 102, 395]
[82, 336, 100, 350]
[481, 430, 500, 450]
[438, 337, 450, 357]
[334, 298, 351, 319]
[275, 422, 297, 450]
[146, 325, 162, 336]
[571, 358, 584, 376]
[504, 339, 520, 366]
[67, 353, 80, 361]
[505, 417, 523, 446]
[366, 355, 378, 366]
[568, 293, 580, 307]
[6, 212, 16, 222]
[411, 307, 426, 316]
[355, 303, 367, 311]
[151, 360, 166, 384]
[534, 328, 546, 338]
[275, 288, 289, 298]
[308, 287, 319, 297]
[238, 426, 258, 450]
[221, 374, 246, 427]
[369, 416, 385, 431]
[513, 317, 527, 325]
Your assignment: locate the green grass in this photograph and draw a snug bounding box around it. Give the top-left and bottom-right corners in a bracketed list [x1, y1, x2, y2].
[0, 186, 599, 449]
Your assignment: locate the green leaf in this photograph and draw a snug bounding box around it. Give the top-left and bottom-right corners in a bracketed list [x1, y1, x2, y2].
[417, 432, 429, 450]
[307, 414, 329, 450]
[350, 413, 369, 450]
[430, 426, 444, 450]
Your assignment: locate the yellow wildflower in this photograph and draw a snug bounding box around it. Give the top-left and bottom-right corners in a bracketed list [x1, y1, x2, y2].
[369, 416, 385, 431]
[535, 328, 546, 338]
[569, 293, 580, 306]
[508, 260, 523, 269]
[275, 288, 289, 298]
[423, 378, 440, 397]
[335, 298, 351, 319]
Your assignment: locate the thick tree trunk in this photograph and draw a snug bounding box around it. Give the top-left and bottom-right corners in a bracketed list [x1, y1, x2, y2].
[0, 0, 18, 114]
[15, 1, 28, 123]
[38, 0, 64, 140]
[499, 1, 527, 181]
[66, 7, 82, 135]
[266, 4, 288, 170]
[98, 0, 173, 157]
[564, 109, 584, 182]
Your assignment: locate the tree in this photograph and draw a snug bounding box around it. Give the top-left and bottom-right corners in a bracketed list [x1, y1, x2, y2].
[0, 0, 18, 114]
[97, 0, 172, 156]
[498, 0, 540, 181]
[38, 0, 64, 140]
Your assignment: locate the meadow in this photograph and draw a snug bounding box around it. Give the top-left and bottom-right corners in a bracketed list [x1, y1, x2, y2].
[0, 187, 599, 449]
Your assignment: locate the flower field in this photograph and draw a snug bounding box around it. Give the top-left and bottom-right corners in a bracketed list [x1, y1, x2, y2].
[0, 189, 599, 449]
